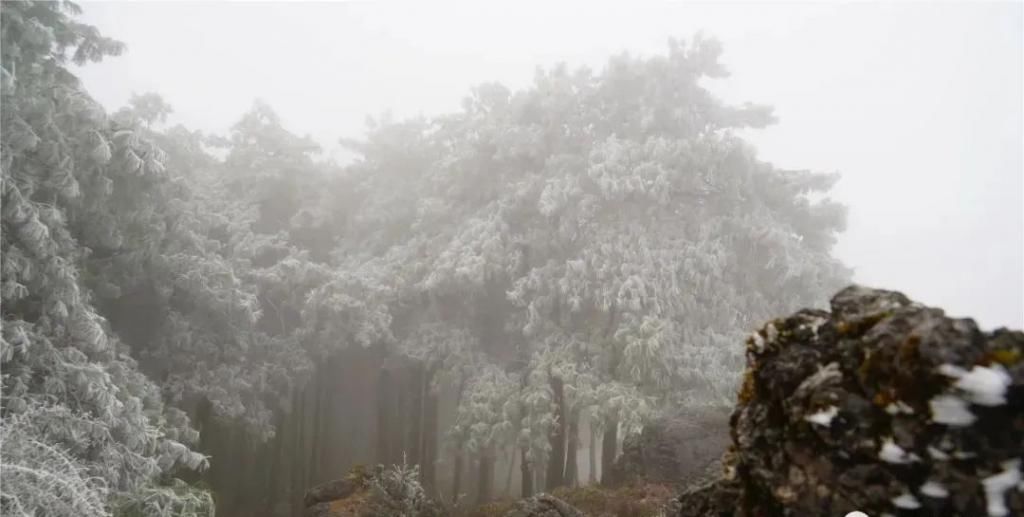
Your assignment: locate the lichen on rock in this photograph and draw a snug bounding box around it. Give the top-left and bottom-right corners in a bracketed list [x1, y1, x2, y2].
[680, 286, 1024, 517]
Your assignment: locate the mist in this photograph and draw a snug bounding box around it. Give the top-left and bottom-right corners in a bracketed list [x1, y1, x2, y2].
[74, 1, 1021, 329]
[2, 2, 1022, 517]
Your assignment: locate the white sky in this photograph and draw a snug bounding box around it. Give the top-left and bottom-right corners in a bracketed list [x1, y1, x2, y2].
[75, 1, 1023, 329]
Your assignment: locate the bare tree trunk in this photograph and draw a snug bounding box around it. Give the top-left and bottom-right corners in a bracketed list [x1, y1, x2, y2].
[308, 369, 323, 486]
[545, 375, 566, 491]
[600, 419, 618, 486]
[565, 409, 579, 487]
[407, 362, 424, 470]
[393, 366, 407, 466]
[451, 372, 468, 503]
[477, 450, 495, 505]
[504, 447, 516, 496]
[376, 367, 393, 465]
[588, 420, 598, 485]
[452, 453, 464, 504]
[422, 371, 439, 491]
[520, 447, 533, 498]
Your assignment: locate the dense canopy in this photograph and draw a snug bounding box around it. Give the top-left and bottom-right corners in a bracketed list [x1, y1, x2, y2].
[1, 3, 848, 515]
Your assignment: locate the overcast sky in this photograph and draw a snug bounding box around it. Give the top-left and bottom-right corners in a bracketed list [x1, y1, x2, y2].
[75, 1, 1022, 329]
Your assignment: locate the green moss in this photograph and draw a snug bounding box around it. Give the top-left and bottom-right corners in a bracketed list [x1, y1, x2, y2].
[837, 311, 893, 337]
[987, 348, 1021, 366]
[738, 368, 757, 405]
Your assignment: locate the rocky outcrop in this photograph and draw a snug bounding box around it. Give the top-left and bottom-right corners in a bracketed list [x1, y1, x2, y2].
[302, 464, 443, 517]
[680, 286, 1024, 516]
[609, 405, 730, 487]
[302, 466, 371, 517]
[304, 470, 368, 508]
[503, 494, 585, 517]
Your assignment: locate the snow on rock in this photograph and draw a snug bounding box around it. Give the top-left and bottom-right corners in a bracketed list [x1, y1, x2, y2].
[929, 394, 976, 426]
[983, 460, 1022, 517]
[676, 286, 1024, 517]
[892, 492, 921, 509]
[920, 480, 949, 498]
[954, 364, 1012, 406]
[879, 438, 916, 464]
[804, 406, 838, 427]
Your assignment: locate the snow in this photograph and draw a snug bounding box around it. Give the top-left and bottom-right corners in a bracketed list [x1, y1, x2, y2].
[938, 363, 968, 378]
[879, 437, 916, 464]
[929, 394, 976, 426]
[884, 400, 914, 415]
[750, 331, 765, 353]
[955, 365, 1011, 406]
[982, 459, 1022, 517]
[921, 480, 949, 498]
[804, 406, 839, 427]
[927, 446, 950, 460]
[892, 492, 921, 509]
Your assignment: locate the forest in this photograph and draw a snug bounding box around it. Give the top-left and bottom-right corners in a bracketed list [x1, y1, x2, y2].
[0, 2, 861, 516]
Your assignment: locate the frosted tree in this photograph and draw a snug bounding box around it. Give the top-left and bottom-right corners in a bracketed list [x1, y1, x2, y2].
[340, 35, 849, 490]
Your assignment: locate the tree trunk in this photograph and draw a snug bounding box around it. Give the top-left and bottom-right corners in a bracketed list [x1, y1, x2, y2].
[565, 409, 579, 487]
[392, 366, 407, 466]
[451, 372, 468, 503]
[504, 447, 516, 497]
[307, 369, 323, 486]
[520, 447, 533, 498]
[545, 375, 566, 491]
[477, 451, 495, 505]
[588, 420, 598, 485]
[452, 452, 464, 504]
[376, 367, 393, 465]
[407, 362, 424, 470]
[600, 419, 618, 486]
[422, 375, 439, 491]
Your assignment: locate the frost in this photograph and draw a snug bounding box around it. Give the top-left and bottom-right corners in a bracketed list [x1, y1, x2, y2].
[892, 492, 921, 509]
[954, 365, 1011, 406]
[929, 394, 976, 426]
[750, 331, 765, 353]
[879, 437, 916, 464]
[982, 459, 1021, 517]
[921, 480, 949, 498]
[938, 363, 968, 378]
[927, 446, 950, 460]
[884, 400, 914, 415]
[804, 406, 838, 427]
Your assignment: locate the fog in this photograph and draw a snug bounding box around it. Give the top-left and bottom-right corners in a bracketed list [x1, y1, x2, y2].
[4, 3, 1023, 516]
[76, 1, 1022, 329]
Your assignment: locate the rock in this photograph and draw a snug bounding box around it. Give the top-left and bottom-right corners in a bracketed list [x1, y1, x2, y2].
[676, 479, 742, 517]
[609, 405, 730, 487]
[304, 477, 364, 508]
[679, 286, 1024, 516]
[303, 502, 333, 517]
[303, 464, 443, 517]
[504, 493, 585, 517]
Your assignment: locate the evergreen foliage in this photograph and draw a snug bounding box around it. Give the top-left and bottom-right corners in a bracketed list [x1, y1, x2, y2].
[1, 2, 849, 512]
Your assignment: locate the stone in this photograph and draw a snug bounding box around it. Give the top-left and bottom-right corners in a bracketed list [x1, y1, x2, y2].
[304, 477, 364, 508]
[504, 493, 585, 517]
[679, 286, 1024, 516]
[609, 405, 730, 487]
